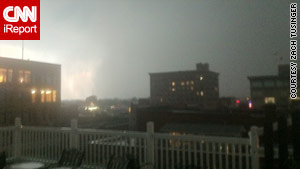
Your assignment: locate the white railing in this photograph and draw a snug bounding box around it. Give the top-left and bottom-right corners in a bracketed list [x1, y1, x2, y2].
[0, 126, 14, 158]
[20, 127, 71, 162]
[0, 118, 261, 169]
[154, 133, 251, 169]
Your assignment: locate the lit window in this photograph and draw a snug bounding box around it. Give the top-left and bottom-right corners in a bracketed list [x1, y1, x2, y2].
[31, 89, 36, 103]
[172, 88, 176, 92]
[190, 86, 194, 91]
[200, 91, 204, 96]
[46, 90, 52, 102]
[19, 70, 31, 84]
[0, 68, 7, 83]
[186, 81, 189, 85]
[200, 76, 203, 81]
[52, 90, 57, 102]
[172, 82, 176, 86]
[265, 97, 275, 104]
[181, 82, 185, 86]
[19, 77, 24, 83]
[190, 81, 194, 85]
[41, 90, 45, 103]
[196, 91, 200, 96]
[248, 101, 253, 109]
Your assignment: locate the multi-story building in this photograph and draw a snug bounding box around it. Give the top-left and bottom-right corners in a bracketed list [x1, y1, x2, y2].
[248, 64, 300, 109]
[0, 57, 61, 126]
[149, 63, 219, 108]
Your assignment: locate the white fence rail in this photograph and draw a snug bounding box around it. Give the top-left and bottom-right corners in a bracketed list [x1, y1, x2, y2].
[154, 134, 251, 169]
[0, 118, 261, 169]
[0, 126, 14, 158]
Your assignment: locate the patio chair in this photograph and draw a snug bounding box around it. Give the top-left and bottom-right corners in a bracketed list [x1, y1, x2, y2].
[0, 151, 6, 169]
[106, 154, 140, 169]
[45, 148, 84, 169]
[175, 165, 201, 169]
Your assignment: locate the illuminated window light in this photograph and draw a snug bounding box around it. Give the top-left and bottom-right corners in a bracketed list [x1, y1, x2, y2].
[200, 91, 204, 96]
[200, 76, 203, 81]
[190, 81, 194, 85]
[172, 82, 176, 86]
[45, 90, 52, 102]
[265, 97, 275, 104]
[248, 101, 252, 109]
[31, 89, 36, 103]
[19, 78, 24, 83]
[40, 90, 45, 103]
[0, 75, 3, 83]
[181, 82, 185, 86]
[53, 90, 57, 102]
[46, 90, 52, 94]
[31, 89, 36, 94]
[0, 68, 7, 83]
[172, 88, 176, 92]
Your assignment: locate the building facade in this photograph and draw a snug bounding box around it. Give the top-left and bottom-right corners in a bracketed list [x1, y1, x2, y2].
[149, 63, 219, 108]
[0, 57, 61, 126]
[248, 64, 300, 109]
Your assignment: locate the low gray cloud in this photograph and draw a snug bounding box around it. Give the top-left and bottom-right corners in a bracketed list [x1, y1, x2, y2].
[0, 0, 297, 100]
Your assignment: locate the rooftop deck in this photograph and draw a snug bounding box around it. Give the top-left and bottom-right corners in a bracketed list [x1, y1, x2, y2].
[0, 118, 260, 169]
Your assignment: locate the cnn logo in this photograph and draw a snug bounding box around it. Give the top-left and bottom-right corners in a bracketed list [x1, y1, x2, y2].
[3, 6, 37, 22]
[0, 0, 40, 40]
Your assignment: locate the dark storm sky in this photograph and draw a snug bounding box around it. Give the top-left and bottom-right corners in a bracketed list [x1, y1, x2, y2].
[0, 0, 298, 99]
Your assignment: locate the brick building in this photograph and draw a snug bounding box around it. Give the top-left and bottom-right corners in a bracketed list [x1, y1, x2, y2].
[0, 57, 61, 126]
[248, 64, 300, 109]
[149, 63, 219, 109]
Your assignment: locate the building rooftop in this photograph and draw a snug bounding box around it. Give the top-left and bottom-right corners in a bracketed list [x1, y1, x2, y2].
[149, 63, 219, 75]
[0, 56, 61, 67]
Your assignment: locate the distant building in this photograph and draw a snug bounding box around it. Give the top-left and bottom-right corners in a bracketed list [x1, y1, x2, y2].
[149, 63, 219, 109]
[0, 57, 61, 126]
[78, 95, 100, 117]
[248, 64, 300, 109]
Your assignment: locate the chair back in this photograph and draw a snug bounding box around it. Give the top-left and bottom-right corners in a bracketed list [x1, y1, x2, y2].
[107, 155, 132, 169]
[176, 165, 201, 169]
[106, 155, 140, 169]
[58, 148, 84, 167]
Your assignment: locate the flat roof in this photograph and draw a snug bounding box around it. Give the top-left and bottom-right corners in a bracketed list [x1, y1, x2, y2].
[0, 56, 61, 67]
[149, 70, 219, 76]
[248, 75, 288, 80]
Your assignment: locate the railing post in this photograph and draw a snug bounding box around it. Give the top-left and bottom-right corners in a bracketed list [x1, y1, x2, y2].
[13, 117, 22, 159]
[70, 119, 79, 149]
[249, 126, 259, 169]
[146, 121, 154, 169]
